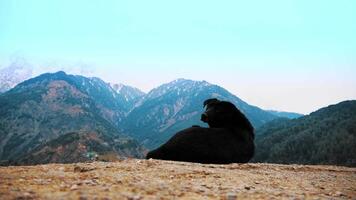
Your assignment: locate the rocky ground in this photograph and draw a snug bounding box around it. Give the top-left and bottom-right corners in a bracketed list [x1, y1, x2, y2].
[0, 159, 355, 200]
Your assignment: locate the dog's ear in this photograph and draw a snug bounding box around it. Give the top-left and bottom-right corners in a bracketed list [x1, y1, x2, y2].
[203, 98, 220, 108]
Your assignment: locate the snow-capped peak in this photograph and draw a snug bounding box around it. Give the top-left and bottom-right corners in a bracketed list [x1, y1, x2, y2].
[110, 83, 145, 104]
[144, 79, 212, 100]
[110, 83, 125, 93]
[0, 59, 33, 93]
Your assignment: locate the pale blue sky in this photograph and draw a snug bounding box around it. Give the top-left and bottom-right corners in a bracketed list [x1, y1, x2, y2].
[0, 0, 355, 113]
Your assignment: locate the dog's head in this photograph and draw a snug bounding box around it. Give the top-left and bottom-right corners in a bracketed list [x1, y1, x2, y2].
[201, 98, 254, 133]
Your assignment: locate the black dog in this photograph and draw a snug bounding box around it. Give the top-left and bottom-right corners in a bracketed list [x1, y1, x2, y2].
[146, 98, 255, 164]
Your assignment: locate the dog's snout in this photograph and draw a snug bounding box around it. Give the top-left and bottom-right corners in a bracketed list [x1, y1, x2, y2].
[201, 113, 208, 122]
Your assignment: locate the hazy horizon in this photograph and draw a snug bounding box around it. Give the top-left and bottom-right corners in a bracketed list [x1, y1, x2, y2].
[1, 0, 356, 114]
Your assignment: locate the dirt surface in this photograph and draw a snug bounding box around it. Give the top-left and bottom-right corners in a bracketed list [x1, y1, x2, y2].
[0, 159, 355, 199]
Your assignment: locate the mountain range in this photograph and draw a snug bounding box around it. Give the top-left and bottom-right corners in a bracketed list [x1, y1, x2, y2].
[0, 70, 354, 166]
[0, 71, 279, 164]
[0, 71, 145, 165]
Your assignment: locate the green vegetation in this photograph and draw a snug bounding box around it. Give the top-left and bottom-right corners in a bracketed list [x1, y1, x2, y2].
[253, 100, 356, 167]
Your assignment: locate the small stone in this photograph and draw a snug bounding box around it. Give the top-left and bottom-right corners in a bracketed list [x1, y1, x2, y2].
[226, 192, 237, 200]
[79, 196, 88, 200]
[244, 186, 251, 190]
[335, 191, 345, 197]
[59, 185, 66, 191]
[70, 184, 78, 190]
[74, 166, 83, 172]
[202, 171, 211, 175]
[74, 166, 95, 173]
[23, 192, 31, 196]
[83, 179, 97, 185]
[127, 195, 142, 200]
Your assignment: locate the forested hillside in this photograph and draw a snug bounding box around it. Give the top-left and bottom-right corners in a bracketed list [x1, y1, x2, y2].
[253, 100, 356, 166]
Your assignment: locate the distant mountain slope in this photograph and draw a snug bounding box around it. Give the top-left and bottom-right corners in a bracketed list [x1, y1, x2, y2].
[14, 131, 144, 165]
[122, 79, 278, 149]
[110, 83, 146, 111]
[253, 100, 356, 167]
[0, 71, 144, 164]
[267, 110, 303, 119]
[13, 71, 133, 124]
